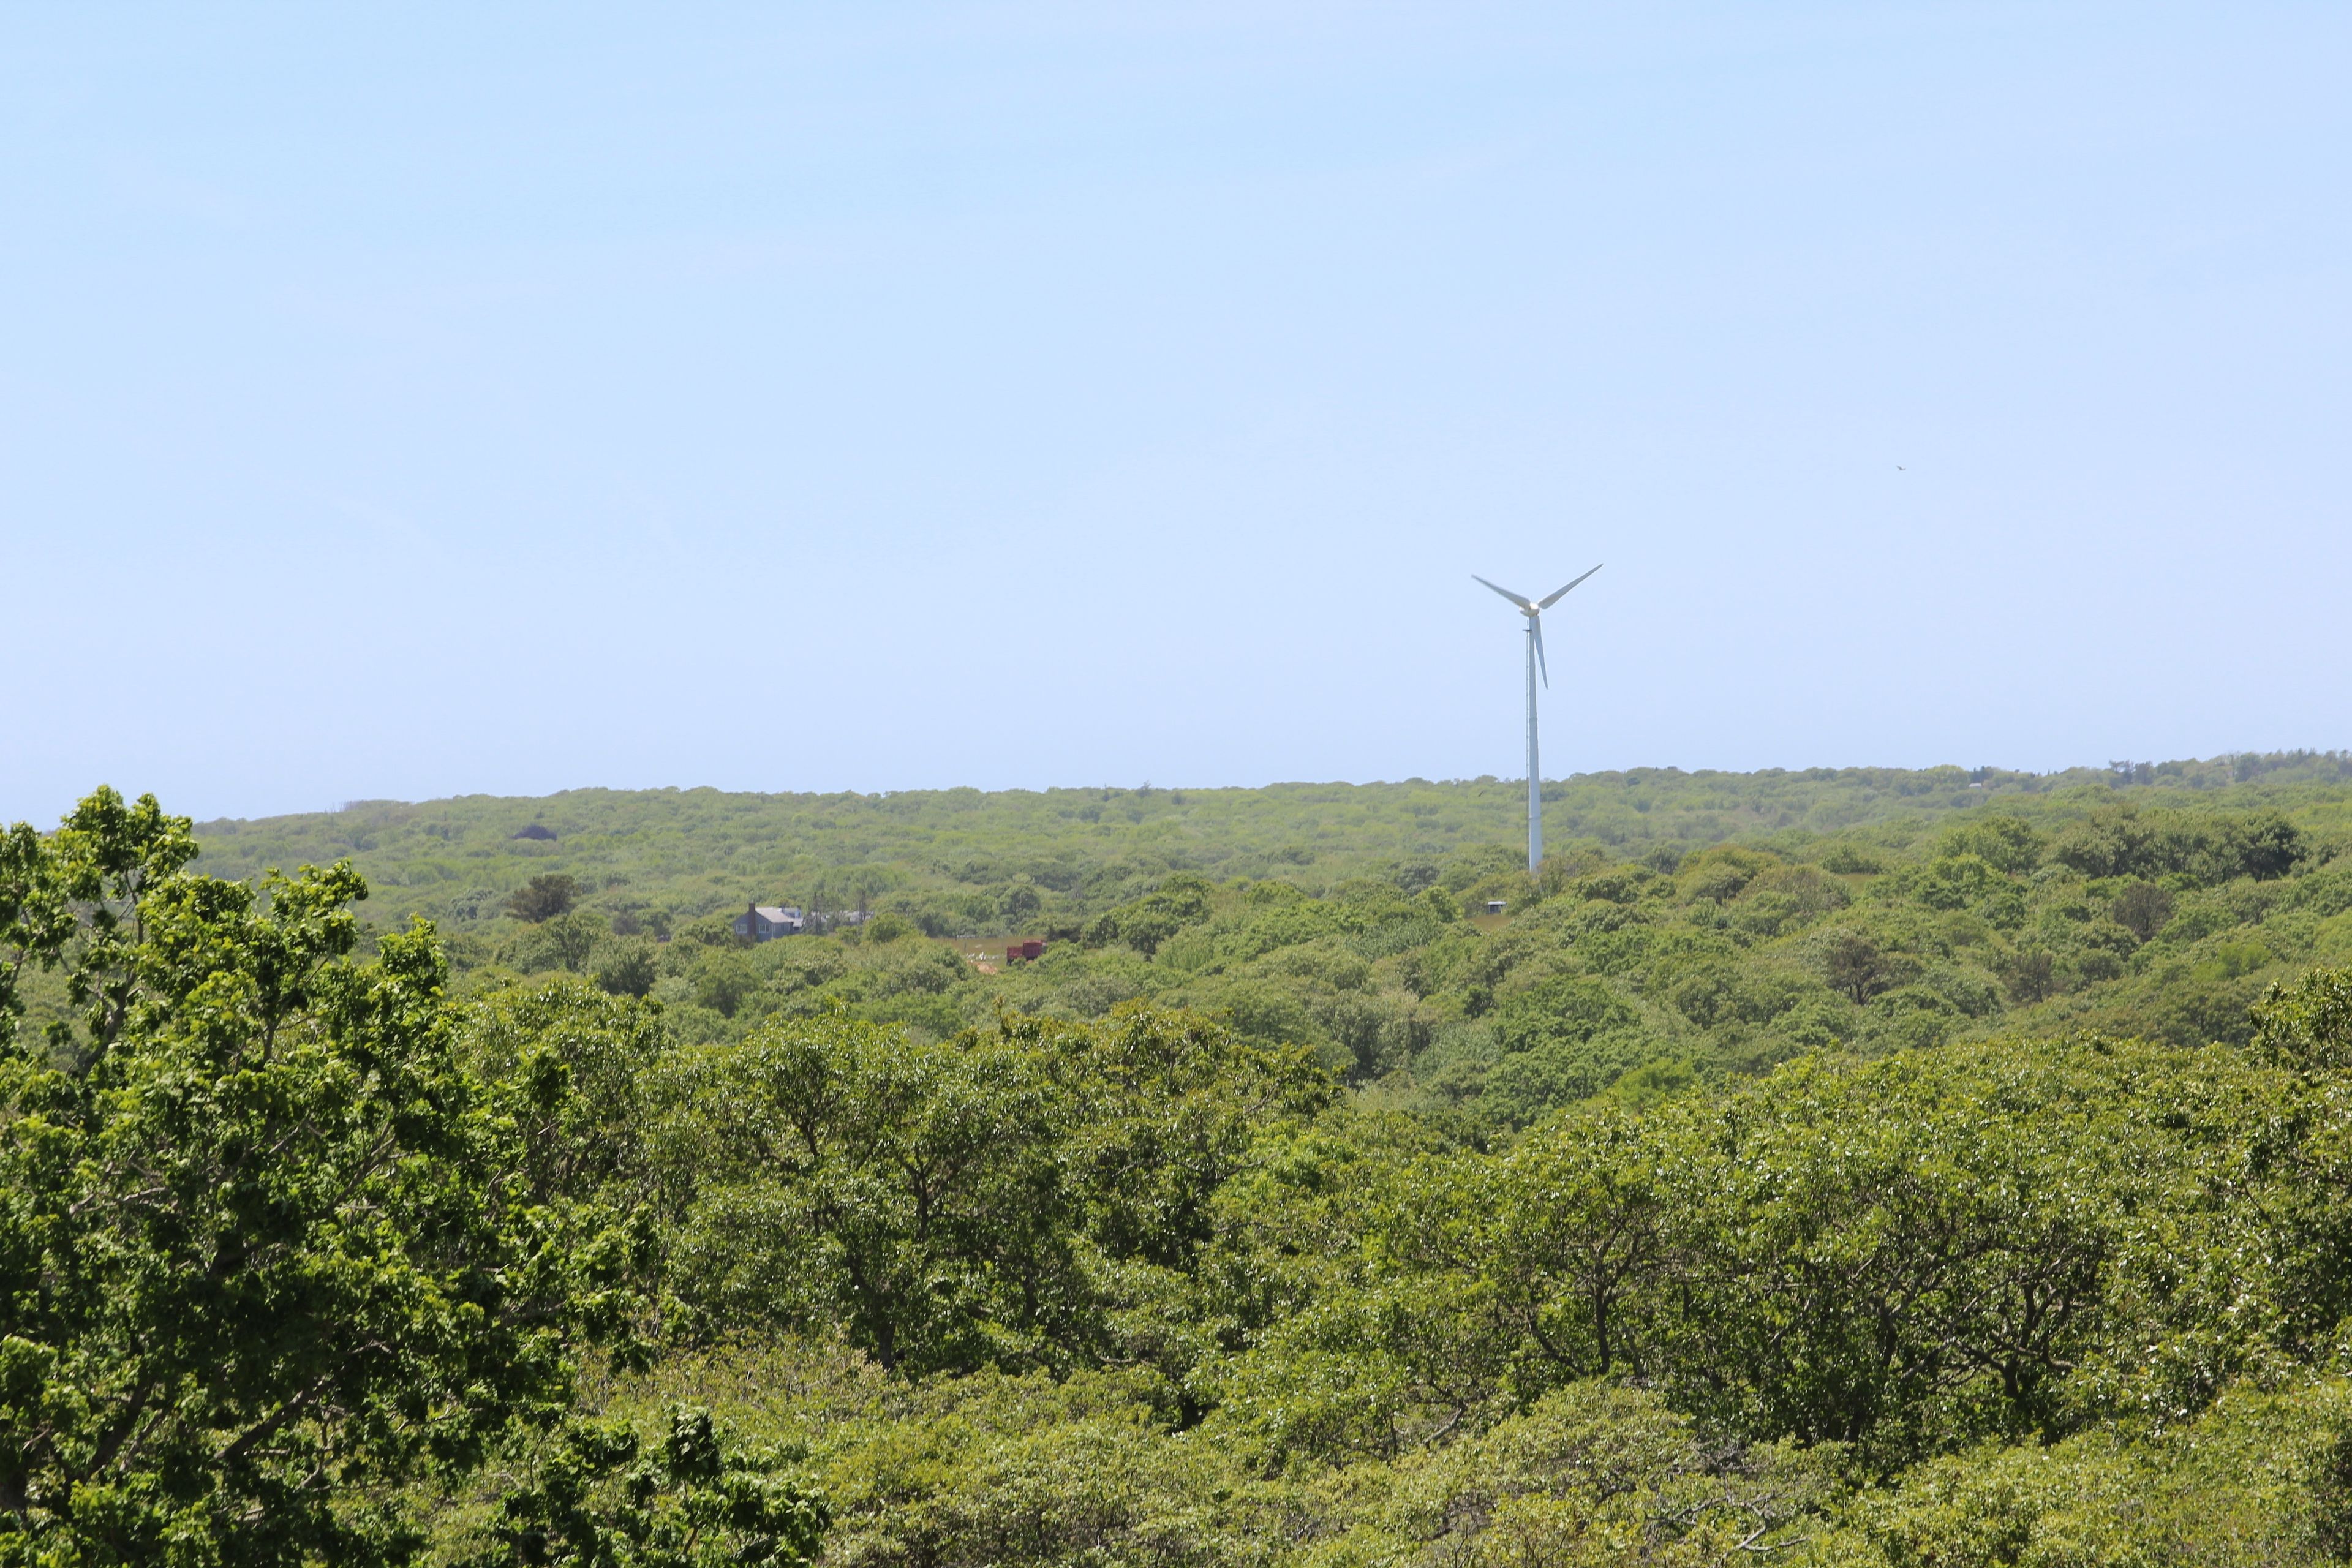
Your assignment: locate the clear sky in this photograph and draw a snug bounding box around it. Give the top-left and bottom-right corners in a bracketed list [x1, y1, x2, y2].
[4, 4, 2346, 822]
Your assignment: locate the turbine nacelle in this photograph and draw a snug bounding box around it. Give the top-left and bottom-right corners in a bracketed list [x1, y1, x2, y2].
[1472, 565, 1599, 686]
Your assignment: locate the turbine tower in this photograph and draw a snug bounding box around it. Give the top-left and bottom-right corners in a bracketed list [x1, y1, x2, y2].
[1473, 565, 1602, 873]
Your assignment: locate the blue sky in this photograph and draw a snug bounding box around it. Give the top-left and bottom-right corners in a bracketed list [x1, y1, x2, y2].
[4, 4, 2346, 821]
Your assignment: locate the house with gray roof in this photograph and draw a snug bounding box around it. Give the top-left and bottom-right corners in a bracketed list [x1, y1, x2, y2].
[733, 903, 805, 941]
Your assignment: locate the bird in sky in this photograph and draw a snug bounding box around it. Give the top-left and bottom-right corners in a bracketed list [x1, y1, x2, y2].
[1896, 464, 1906, 470]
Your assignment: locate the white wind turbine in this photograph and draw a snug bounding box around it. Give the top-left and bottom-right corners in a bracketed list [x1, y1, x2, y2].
[1473, 565, 1602, 873]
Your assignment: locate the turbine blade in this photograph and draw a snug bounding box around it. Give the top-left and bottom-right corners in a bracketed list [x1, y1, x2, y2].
[1536, 564, 1602, 609]
[1472, 574, 1535, 610]
[1533, 616, 1550, 687]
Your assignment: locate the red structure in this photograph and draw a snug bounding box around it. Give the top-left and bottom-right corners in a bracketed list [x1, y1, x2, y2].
[1004, 938, 1047, 963]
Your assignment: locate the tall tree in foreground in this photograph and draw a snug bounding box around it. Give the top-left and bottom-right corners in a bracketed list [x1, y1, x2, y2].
[0, 788, 820, 1566]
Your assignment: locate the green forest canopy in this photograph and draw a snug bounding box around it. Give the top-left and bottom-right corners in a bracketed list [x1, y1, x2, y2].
[178, 752, 2352, 1131]
[13, 757, 2352, 1562]
[187, 753, 2352, 946]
